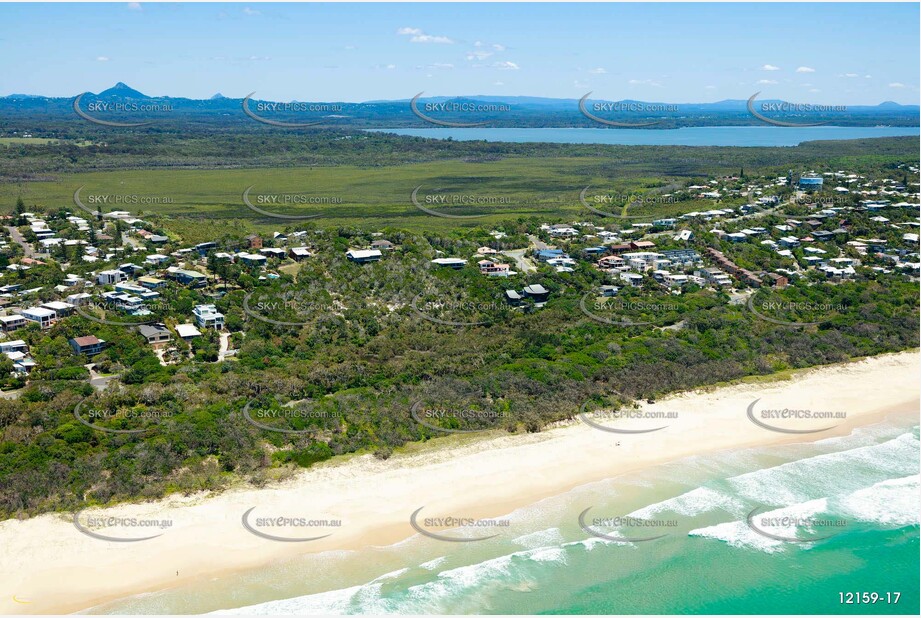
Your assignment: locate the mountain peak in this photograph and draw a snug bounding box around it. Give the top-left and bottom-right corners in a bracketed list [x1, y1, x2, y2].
[210, 92, 226, 100]
[97, 82, 150, 99]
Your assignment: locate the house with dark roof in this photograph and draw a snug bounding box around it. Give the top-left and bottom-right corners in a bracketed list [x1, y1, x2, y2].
[69, 335, 107, 356]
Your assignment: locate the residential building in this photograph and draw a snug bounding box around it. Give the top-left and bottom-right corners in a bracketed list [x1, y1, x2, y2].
[193, 304, 224, 329]
[69, 335, 107, 356]
[138, 323, 172, 347]
[346, 249, 382, 263]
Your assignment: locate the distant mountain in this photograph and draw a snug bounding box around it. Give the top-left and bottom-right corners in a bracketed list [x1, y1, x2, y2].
[95, 82, 150, 99]
[210, 93, 227, 100]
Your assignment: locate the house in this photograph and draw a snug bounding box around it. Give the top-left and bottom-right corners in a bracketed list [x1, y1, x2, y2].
[504, 289, 523, 306]
[618, 272, 644, 287]
[259, 248, 287, 259]
[608, 243, 633, 255]
[431, 258, 467, 269]
[478, 259, 512, 277]
[0, 315, 27, 332]
[170, 269, 208, 287]
[630, 240, 656, 251]
[176, 323, 202, 339]
[138, 276, 167, 290]
[138, 323, 172, 347]
[535, 249, 565, 262]
[779, 236, 801, 248]
[146, 253, 170, 265]
[764, 273, 789, 289]
[194, 241, 218, 256]
[653, 218, 676, 229]
[726, 232, 748, 243]
[346, 249, 382, 263]
[237, 252, 268, 267]
[97, 269, 127, 285]
[371, 239, 394, 250]
[41, 301, 75, 317]
[522, 284, 550, 303]
[193, 304, 224, 329]
[69, 335, 107, 356]
[66, 292, 93, 306]
[0, 340, 28, 355]
[600, 285, 620, 297]
[289, 247, 312, 261]
[149, 235, 169, 244]
[19, 307, 56, 329]
[118, 263, 145, 277]
[476, 246, 498, 255]
[660, 249, 701, 266]
[597, 255, 625, 270]
[245, 234, 263, 249]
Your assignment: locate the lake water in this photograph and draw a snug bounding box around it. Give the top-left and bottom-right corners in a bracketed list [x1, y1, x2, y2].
[368, 126, 920, 147]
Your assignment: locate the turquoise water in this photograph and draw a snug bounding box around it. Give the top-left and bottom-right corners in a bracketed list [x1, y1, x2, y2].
[367, 126, 920, 147]
[89, 420, 920, 615]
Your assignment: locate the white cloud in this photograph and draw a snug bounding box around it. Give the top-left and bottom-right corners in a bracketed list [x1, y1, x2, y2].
[705, 85, 717, 90]
[416, 63, 454, 70]
[809, 88, 820, 93]
[628, 78, 662, 87]
[756, 79, 778, 85]
[494, 81, 504, 86]
[761, 64, 781, 71]
[589, 67, 606, 75]
[493, 61, 519, 70]
[889, 82, 906, 88]
[397, 27, 454, 44]
[796, 66, 815, 73]
[843, 73, 859, 78]
[493, 44, 506, 51]
[386, 64, 396, 70]
[127, 2, 142, 10]
[466, 50, 493, 61]
[242, 7, 260, 16]
[96, 56, 109, 62]
[865, 75, 872, 79]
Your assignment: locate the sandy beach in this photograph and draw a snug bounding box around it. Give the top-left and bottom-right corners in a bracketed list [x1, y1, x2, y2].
[1, 350, 918, 615]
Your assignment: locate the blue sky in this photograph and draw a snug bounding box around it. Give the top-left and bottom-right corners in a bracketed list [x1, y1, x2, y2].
[1, 2, 918, 104]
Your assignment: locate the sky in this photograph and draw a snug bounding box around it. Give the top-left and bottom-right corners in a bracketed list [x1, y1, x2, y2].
[0, 2, 918, 104]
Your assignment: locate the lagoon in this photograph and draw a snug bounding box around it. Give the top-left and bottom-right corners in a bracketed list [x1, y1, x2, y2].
[369, 126, 920, 147]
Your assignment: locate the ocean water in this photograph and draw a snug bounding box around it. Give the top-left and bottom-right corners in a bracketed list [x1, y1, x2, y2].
[367, 126, 920, 147]
[87, 418, 920, 615]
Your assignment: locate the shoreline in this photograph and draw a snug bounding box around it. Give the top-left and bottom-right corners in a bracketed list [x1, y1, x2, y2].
[1, 350, 919, 615]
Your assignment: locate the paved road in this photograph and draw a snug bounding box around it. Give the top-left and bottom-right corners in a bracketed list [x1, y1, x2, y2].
[5, 225, 36, 258]
[502, 249, 537, 274]
[86, 364, 118, 391]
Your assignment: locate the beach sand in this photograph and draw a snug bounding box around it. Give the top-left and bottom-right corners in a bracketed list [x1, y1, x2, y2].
[1, 350, 918, 615]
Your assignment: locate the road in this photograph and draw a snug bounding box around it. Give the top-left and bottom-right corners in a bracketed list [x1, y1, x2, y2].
[5, 225, 36, 258]
[501, 249, 537, 274]
[86, 364, 118, 391]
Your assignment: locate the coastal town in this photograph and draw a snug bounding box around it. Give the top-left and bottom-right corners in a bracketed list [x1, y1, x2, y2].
[0, 165, 917, 390]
